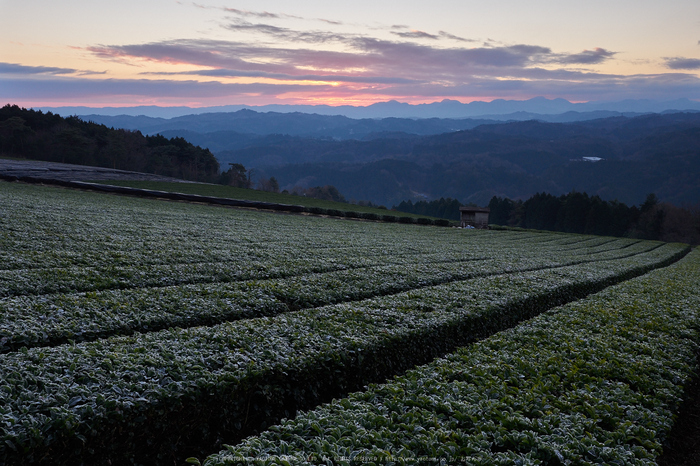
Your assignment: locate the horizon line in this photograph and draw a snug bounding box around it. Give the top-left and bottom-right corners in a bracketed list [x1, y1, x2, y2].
[22, 96, 700, 111]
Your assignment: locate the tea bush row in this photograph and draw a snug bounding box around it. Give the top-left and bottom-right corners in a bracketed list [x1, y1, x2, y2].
[203, 249, 700, 466]
[0, 244, 688, 464]
[0, 242, 676, 352]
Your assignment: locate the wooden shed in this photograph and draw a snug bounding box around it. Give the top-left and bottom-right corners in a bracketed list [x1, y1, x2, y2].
[459, 206, 490, 229]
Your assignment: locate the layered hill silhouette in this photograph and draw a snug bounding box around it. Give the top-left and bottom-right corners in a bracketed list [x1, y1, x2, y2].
[145, 111, 699, 208]
[44, 96, 700, 119]
[245, 114, 700, 205]
[23, 102, 700, 208]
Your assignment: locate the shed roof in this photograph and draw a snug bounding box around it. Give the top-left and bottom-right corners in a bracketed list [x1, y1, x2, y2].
[459, 206, 490, 213]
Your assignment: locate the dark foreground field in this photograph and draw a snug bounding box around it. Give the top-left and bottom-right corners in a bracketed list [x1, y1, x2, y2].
[0, 179, 698, 465]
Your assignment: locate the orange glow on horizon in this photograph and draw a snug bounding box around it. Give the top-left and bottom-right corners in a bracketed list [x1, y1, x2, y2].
[8, 93, 609, 110]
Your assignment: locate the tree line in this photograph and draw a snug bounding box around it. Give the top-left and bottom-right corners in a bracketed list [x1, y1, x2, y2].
[0, 105, 220, 183]
[393, 198, 464, 221]
[488, 191, 700, 244]
[391, 191, 699, 244]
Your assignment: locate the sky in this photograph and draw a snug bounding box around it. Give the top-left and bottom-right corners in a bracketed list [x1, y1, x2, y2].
[2, 0, 700, 108]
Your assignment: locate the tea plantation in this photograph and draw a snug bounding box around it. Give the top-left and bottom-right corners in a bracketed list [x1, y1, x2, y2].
[0, 181, 696, 465]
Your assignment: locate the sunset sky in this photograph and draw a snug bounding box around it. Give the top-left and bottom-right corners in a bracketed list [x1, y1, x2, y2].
[2, 0, 700, 108]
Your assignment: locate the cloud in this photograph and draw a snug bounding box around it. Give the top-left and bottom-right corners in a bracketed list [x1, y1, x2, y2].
[221, 8, 293, 19]
[317, 18, 343, 26]
[88, 40, 261, 69]
[350, 39, 551, 70]
[88, 37, 561, 83]
[143, 68, 420, 84]
[4, 70, 700, 107]
[556, 48, 616, 65]
[77, 70, 108, 76]
[384, 28, 474, 43]
[391, 30, 439, 40]
[193, 3, 343, 26]
[346, 72, 700, 102]
[192, 3, 301, 20]
[85, 35, 621, 93]
[223, 21, 350, 44]
[0, 62, 78, 75]
[218, 20, 554, 71]
[225, 21, 294, 37]
[0, 76, 327, 101]
[438, 31, 475, 43]
[14, 18, 697, 107]
[665, 57, 700, 70]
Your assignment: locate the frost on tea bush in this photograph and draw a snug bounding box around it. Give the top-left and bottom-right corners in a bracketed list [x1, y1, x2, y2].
[0, 181, 693, 465]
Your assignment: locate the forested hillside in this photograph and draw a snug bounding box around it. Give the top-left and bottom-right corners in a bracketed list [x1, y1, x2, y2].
[6, 104, 700, 211]
[253, 113, 700, 207]
[0, 105, 220, 183]
[96, 109, 697, 208]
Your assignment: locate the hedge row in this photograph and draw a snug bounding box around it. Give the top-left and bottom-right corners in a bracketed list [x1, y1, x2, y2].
[0, 235, 644, 298]
[0, 244, 689, 465]
[203, 249, 700, 466]
[0, 241, 673, 352]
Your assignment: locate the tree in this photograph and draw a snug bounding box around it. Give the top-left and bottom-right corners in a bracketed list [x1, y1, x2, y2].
[0, 116, 35, 155]
[258, 176, 280, 193]
[55, 126, 93, 164]
[555, 191, 590, 234]
[640, 193, 659, 214]
[584, 195, 613, 236]
[523, 192, 560, 230]
[392, 197, 463, 220]
[269, 177, 280, 193]
[632, 193, 665, 240]
[220, 163, 251, 188]
[658, 203, 700, 244]
[488, 196, 515, 226]
[306, 185, 345, 202]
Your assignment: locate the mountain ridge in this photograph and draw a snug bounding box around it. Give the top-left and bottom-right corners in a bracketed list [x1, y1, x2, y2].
[216, 113, 700, 208]
[24, 102, 700, 210]
[39, 97, 700, 119]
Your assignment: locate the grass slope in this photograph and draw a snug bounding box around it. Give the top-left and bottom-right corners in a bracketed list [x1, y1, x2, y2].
[100, 180, 430, 219]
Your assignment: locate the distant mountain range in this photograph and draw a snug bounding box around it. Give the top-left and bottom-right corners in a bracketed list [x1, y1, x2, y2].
[77, 110, 501, 142]
[40, 97, 700, 120]
[236, 112, 700, 208]
[51, 98, 700, 209]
